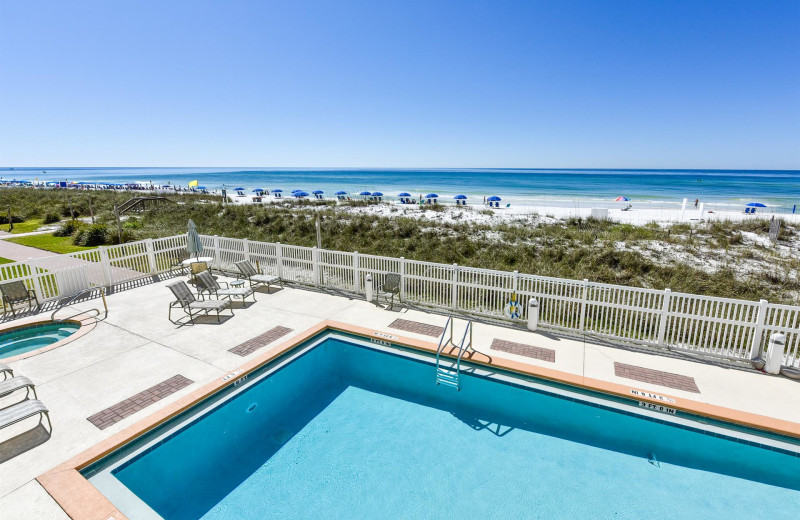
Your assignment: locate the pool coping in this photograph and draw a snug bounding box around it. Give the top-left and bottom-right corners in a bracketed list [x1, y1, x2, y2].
[36, 320, 800, 520]
[0, 314, 96, 363]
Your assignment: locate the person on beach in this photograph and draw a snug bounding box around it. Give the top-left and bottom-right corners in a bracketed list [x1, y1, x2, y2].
[694, 198, 699, 208]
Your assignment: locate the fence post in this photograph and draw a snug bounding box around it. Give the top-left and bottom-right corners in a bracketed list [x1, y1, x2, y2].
[353, 251, 360, 293]
[657, 288, 672, 347]
[99, 246, 113, 287]
[312, 247, 319, 286]
[242, 238, 251, 265]
[213, 235, 221, 269]
[579, 278, 589, 332]
[276, 242, 284, 280]
[145, 238, 157, 274]
[28, 259, 44, 305]
[451, 263, 459, 310]
[399, 257, 406, 301]
[749, 299, 769, 359]
[512, 270, 519, 293]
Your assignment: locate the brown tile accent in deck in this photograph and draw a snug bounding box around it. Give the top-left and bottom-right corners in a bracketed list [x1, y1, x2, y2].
[614, 362, 700, 393]
[229, 326, 294, 356]
[491, 338, 556, 363]
[87, 375, 193, 430]
[388, 319, 445, 337]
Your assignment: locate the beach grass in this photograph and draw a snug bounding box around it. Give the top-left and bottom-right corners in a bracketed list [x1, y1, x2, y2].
[5, 234, 96, 254]
[6, 218, 46, 234]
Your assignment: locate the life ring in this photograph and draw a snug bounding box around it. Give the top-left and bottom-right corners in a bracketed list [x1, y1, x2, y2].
[504, 293, 521, 319]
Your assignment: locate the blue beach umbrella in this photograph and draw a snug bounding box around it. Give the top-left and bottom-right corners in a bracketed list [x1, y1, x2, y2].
[425, 193, 439, 199]
[398, 192, 411, 197]
[335, 190, 348, 195]
[359, 191, 372, 196]
[614, 196, 630, 202]
[234, 187, 245, 191]
[313, 190, 324, 194]
[196, 186, 207, 190]
[746, 202, 766, 207]
[371, 192, 383, 197]
[294, 191, 309, 197]
[272, 188, 283, 193]
[487, 196, 502, 202]
[454, 195, 467, 199]
[253, 188, 264, 193]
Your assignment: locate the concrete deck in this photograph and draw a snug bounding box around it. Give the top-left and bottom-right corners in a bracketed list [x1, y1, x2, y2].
[1, 274, 798, 518]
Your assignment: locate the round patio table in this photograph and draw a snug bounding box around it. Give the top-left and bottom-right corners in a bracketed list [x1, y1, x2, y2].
[181, 256, 213, 266]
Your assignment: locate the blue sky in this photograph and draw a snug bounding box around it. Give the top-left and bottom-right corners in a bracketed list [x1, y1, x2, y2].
[1, 0, 798, 169]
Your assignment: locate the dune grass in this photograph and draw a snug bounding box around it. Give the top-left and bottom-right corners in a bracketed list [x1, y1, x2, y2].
[5, 234, 95, 254]
[5, 218, 46, 234]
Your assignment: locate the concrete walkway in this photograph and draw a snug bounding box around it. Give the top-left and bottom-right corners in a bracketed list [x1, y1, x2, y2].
[0, 276, 798, 517]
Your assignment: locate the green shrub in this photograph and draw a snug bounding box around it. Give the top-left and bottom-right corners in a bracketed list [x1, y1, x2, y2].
[54, 220, 82, 237]
[42, 212, 61, 224]
[73, 223, 110, 247]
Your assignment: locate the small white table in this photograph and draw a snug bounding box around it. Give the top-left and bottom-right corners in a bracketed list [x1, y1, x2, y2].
[181, 256, 213, 266]
[230, 280, 245, 288]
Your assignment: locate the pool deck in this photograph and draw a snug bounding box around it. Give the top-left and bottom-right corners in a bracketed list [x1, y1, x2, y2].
[0, 274, 798, 518]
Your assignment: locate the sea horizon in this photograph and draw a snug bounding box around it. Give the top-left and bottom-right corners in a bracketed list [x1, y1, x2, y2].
[2, 167, 798, 207]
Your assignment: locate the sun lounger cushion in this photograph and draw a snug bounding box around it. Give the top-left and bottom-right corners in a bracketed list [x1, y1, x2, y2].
[0, 376, 35, 399]
[0, 399, 49, 430]
[188, 300, 230, 311]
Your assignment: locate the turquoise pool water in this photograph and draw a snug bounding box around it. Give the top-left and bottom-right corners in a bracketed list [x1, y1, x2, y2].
[92, 336, 800, 519]
[0, 322, 79, 359]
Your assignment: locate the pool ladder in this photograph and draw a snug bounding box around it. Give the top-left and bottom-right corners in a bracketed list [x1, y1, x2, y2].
[435, 317, 473, 390]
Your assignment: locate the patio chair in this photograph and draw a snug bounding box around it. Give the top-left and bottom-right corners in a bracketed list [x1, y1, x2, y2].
[0, 376, 38, 401]
[188, 261, 212, 285]
[0, 399, 52, 437]
[195, 270, 256, 305]
[235, 260, 281, 292]
[168, 250, 191, 276]
[167, 280, 233, 324]
[377, 273, 402, 310]
[0, 363, 13, 380]
[0, 281, 38, 318]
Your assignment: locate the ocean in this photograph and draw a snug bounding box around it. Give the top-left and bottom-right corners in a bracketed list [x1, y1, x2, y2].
[2, 167, 798, 208]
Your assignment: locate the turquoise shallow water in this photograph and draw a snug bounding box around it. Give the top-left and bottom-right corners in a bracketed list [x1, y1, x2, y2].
[0, 322, 79, 359]
[109, 338, 800, 519]
[6, 167, 800, 206]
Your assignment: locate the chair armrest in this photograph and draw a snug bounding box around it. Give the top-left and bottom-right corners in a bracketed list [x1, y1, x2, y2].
[218, 281, 230, 289]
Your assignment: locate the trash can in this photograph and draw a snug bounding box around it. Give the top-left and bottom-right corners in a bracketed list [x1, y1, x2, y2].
[765, 333, 786, 375]
[365, 274, 373, 302]
[527, 298, 539, 331]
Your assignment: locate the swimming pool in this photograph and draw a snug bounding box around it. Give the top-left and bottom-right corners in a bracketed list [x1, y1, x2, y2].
[84, 332, 800, 520]
[0, 321, 80, 359]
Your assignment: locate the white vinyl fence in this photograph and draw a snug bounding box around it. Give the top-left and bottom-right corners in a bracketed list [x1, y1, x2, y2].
[1, 233, 798, 368]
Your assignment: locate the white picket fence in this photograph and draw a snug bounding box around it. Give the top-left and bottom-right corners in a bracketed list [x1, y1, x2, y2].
[1, 233, 798, 368]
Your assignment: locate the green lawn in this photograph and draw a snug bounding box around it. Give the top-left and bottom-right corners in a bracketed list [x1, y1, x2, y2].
[5, 234, 95, 254]
[0, 257, 14, 264]
[7, 219, 47, 234]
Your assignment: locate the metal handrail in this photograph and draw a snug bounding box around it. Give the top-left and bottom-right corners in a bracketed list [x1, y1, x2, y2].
[435, 316, 455, 368]
[50, 286, 108, 322]
[454, 320, 474, 375]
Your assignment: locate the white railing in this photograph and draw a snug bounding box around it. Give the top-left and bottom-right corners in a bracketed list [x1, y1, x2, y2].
[1, 233, 798, 368]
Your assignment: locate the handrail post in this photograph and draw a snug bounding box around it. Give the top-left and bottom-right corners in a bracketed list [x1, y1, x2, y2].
[657, 288, 672, 347]
[579, 278, 589, 332]
[145, 238, 157, 274]
[399, 256, 406, 301]
[451, 263, 459, 310]
[276, 242, 284, 280]
[312, 247, 320, 286]
[750, 299, 769, 359]
[99, 246, 113, 288]
[353, 251, 360, 293]
[213, 235, 221, 269]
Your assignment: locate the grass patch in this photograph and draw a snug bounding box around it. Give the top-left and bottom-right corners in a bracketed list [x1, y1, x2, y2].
[6, 219, 46, 234]
[0, 257, 15, 264]
[6, 234, 95, 254]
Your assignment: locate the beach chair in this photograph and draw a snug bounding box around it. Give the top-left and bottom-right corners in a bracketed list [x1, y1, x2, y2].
[168, 250, 191, 276]
[0, 400, 52, 438]
[234, 260, 281, 292]
[0, 363, 13, 380]
[0, 281, 38, 318]
[0, 375, 38, 401]
[167, 280, 233, 324]
[188, 261, 211, 284]
[377, 273, 402, 310]
[195, 270, 256, 305]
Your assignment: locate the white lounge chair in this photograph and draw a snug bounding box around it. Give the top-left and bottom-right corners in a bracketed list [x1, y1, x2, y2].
[195, 270, 256, 305]
[167, 280, 233, 324]
[235, 260, 281, 292]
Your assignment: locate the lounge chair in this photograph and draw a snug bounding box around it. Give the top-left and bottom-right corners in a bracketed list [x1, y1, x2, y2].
[0, 399, 52, 437]
[234, 260, 281, 292]
[188, 261, 212, 285]
[195, 270, 256, 305]
[167, 280, 233, 324]
[0, 376, 38, 401]
[168, 250, 190, 276]
[0, 281, 38, 318]
[377, 273, 402, 310]
[0, 363, 13, 380]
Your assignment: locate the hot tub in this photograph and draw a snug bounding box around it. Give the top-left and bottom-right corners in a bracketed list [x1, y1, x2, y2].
[0, 321, 81, 359]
